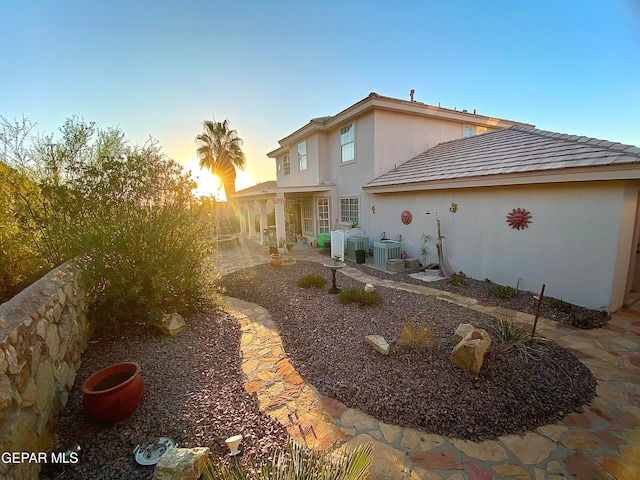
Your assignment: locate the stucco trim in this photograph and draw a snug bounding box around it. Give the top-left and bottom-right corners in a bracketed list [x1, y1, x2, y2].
[362, 165, 640, 193]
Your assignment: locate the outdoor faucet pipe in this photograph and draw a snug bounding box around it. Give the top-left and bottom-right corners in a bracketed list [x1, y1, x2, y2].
[425, 210, 444, 264]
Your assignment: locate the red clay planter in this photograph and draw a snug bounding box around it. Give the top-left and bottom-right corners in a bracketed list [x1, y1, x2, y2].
[81, 362, 144, 423]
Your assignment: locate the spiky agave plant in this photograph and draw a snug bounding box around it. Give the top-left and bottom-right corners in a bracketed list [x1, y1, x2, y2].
[201, 441, 373, 480]
[490, 319, 547, 363]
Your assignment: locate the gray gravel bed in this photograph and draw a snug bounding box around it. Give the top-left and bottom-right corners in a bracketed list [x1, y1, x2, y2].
[351, 263, 610, 328]
[219, 261, 596, 441]
[41, 310, 288, 480]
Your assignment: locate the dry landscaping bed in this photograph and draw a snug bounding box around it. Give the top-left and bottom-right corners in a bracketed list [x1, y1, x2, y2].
[41, 311, 288, 480]
[219, 261, 596, 442]
[352, 264, 610, 329]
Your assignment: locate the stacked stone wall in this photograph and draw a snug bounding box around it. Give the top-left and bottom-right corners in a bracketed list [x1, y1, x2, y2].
[0, 262, 91, 480]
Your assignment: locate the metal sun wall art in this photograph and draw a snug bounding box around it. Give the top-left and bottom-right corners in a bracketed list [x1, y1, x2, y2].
[506, 208, 532, 230]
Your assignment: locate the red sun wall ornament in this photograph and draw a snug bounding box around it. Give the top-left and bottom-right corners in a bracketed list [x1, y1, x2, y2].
[506, 208, 532, 230]
[400, 210, 412, 225]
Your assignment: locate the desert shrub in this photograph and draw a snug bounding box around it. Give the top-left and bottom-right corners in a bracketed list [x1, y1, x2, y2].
[421, 297, 434, 310]
[569, 313, 590, 329]
[338, 288, 382, 306]
[76, 205, 217, 325]
[202, 441, 373, 480]
[397, 319, 431, 349]
[298, 274, 326, 288]
[492, 284, 516, 299]
[491, 319, 546, 362]
[450, 271, 468, 287]
[1, 115, 216, 325]
[548, 298, 573, 313]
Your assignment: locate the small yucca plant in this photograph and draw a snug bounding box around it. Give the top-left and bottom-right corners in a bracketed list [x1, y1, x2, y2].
[490, 319, 546, 363]
[201, 441, 373, 480]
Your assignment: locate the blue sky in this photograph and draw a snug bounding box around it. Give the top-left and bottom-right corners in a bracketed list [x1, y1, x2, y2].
[1, 1, 639, 195]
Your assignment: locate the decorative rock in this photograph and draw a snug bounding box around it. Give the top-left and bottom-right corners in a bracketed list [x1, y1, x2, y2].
[453, 323, 475, 343]
[365, 335, 390, 355]
[153, 447, 210, 480]
[156, 313, 187, 336]
[450, 328, 491, 375]
[364, 283, 375, 292]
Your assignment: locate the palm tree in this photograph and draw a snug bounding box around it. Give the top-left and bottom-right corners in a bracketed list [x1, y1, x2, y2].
[195, 119, 247, 200]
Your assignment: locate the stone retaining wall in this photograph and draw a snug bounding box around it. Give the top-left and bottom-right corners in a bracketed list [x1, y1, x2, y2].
[0, 262, 91, 480]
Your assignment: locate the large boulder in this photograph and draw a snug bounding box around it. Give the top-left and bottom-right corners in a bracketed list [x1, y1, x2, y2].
[450, 326, 491, 375]
[153, 447, 209, 480]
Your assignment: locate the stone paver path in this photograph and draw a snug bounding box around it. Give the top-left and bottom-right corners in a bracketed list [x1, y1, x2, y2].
[216, 238, 640, 479]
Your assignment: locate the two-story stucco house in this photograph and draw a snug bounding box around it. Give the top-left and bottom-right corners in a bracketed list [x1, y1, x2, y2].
[233, 92, 531, 245]
[233, 92, 640, 311]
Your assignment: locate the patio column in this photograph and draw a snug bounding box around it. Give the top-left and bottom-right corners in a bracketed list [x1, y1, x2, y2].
[247, 201, 256, 239]
[274, 194, 286, 245]
[239, 201, 248, 236]
[258, 200, 269, 245]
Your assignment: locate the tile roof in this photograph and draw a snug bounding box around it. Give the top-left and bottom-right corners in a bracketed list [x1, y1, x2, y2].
[233, 180, 278, 196]
[364, 126, 640, 190]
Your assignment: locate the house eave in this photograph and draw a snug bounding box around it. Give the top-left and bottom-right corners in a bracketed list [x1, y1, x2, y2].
[362, 165, 640, 193]
[268, 93, 534, 156]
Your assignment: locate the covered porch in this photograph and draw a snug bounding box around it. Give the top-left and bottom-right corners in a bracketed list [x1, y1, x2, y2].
[232, 182, 335, 246]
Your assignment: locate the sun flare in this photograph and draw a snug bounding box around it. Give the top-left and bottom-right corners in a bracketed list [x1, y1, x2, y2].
[183, 158, 225, 200]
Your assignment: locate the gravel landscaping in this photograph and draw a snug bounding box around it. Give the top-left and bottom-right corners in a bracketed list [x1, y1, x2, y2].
[41, 310, 288, 480]
[43, 258, 598, 478]
[220, 261, 596, 441]
[351, 263, 610, 329]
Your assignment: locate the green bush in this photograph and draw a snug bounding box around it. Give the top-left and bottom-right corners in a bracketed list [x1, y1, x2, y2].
[450, 271, 467, 287]
[397, 319, 431, 349]
[490, 319, 546, 362]
[569, 313, 590, 329]
[492, 284, 516, 299]
[76, 206, 217, 326]
[548, 298, 573, 313]
[338, 288, 382, 306]
[202, 441, 373, 480]
[298, 274, 326, 288]
[1, 115, 216, 326]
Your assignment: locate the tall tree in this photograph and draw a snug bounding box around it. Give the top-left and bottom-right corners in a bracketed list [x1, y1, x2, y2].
[195, 119, 247, 200]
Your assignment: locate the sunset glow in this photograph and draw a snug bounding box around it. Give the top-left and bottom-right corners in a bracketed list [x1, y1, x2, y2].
[183, 158, 225, 200]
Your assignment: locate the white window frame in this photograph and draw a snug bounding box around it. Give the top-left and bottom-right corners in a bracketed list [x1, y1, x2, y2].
[340, 123, 355, 163]
[298, 141, 307, 171]
[463, 126, 474, 138]
[283, 154, 290, 175]
[340, 197, 359, 226]
[317, 198, 330, 235]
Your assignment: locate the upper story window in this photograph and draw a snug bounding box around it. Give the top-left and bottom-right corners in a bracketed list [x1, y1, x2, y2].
[340, 197, 359, 225]
[283, 154, 290, 175]
[463, 126, 473, 138]
[298, 141, 307, 171]
[340, 124, 355, 163]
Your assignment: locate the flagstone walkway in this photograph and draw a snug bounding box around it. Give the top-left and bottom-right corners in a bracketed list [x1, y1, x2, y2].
[215, 238, 640, 479]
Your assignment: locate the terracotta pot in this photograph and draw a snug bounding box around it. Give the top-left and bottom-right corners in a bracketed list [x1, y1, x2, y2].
[81, 362, 144, 423]
[270, 253, 282, 269]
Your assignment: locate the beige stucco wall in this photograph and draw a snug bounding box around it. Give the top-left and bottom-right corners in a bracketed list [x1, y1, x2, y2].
[368, 181, 636, 310]
[372, 111, 504, 179]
